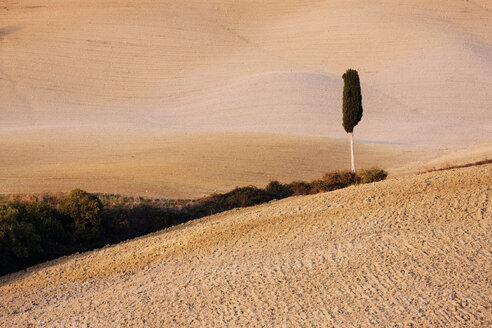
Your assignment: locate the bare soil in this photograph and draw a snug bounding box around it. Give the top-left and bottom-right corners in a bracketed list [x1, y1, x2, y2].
[1, 164, 490, 327]
[0, 128, 436, 198]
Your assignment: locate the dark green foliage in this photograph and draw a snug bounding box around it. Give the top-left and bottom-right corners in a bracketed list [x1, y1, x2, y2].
[101, 205, 131, 237]
[0, 168, 388, 276]
[342, 69, 363, 133]
[11, 201, 72, 256]
[0, 205, 42, 273]
[59, 189, 103, 241]
[60, 189, 102, 231]
[308, 180, 328, 194]
[219, 186, 272, 208]
[188, 186, 273, 217]
[265, 181, 294, 199]
[125, 205, 182, 237]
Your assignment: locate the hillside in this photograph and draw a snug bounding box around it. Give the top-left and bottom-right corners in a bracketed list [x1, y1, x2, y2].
[0, 129, 435, 198]
[1, 164, 490, 327]
[2, 0, 492, 144]
[1, 0, 492, 197]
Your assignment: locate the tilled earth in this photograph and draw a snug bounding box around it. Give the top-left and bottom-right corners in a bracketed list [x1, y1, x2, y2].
[1, 165, 491, 327]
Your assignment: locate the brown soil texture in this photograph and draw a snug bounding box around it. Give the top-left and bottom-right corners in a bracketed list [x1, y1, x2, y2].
[1, 165, 491, 327]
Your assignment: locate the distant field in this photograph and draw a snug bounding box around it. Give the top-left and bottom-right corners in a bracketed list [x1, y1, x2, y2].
[1, 0, 491, 146]
[0, 128, 438, 198]
[1, 0, 491, 198]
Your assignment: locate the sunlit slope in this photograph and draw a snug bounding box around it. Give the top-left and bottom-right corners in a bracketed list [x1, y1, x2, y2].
[1, 165, 490, 326]
[0, 129, 433, 198]
[1, 0, 491, 145]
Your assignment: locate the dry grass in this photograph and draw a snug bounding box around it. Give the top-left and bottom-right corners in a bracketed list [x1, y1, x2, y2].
[0, 164, 490, 327]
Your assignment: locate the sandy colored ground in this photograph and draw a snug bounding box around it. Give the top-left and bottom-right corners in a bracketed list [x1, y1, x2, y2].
[1, 0, 492, 197]
[1, 0, 491, 144]
[1, 164, 490, 327]
[0, 0, 491, 145]
[1, 2, 491, 325]
[0, 127, 489, 198]
[0, 128, 439, 198]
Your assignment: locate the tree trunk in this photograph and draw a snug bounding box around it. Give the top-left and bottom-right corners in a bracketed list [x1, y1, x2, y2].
[349, 132, 356, 173]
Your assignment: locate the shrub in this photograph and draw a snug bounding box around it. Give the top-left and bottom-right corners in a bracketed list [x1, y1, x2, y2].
[359, 168, 388, 183]
[0, 168, 389, 276]
[21, 201, 72, 257]
[308, 180, 328, 194]
[0, 205, 43, 274]
[59, 189, 103, 241]
[187, 186, 273, 217]
[286, 181, 312, 196]
[322, 170, 359, 189]
[265, 181, 293, 199]
[125, 205, 182, 237]
[101, 205, 131, 237]
[223, 186, 272, 208]
[59, 189, 102, 229]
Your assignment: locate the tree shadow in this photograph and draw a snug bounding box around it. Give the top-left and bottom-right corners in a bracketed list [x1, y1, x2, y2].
[0, 26, 22, 38]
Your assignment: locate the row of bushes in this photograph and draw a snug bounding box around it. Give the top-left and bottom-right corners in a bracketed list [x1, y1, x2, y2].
[5, 192, 194, 210]
[190, 168, 387, 216]
[0, 168, 387, 275]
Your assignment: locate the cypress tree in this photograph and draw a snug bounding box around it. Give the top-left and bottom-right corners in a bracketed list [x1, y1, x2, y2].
[342, 69, 363, 172]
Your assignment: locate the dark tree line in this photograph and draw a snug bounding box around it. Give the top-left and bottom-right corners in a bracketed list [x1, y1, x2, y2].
[1, 168, 386, 275]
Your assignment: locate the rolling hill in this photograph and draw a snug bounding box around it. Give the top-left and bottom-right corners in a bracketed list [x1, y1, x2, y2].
[1, 164, 490, 326]
[1, 0, 491, 195]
